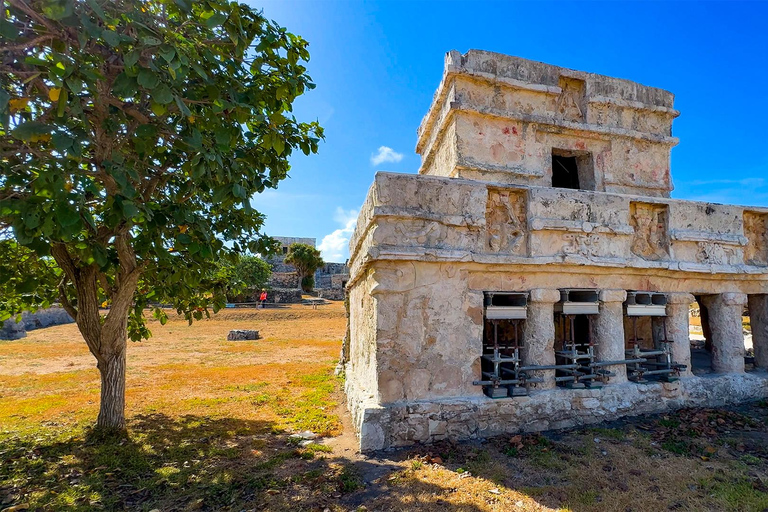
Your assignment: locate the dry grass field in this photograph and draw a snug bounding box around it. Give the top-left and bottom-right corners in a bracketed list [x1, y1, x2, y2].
[2, 303, 768, 511]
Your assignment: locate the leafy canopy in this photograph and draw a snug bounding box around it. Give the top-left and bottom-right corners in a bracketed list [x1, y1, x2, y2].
[284, 242, 323, 290]
[0, 0, 323, 338]
[217, 254, 271, 301]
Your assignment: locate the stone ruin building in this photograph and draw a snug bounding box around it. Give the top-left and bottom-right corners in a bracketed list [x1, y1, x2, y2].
[266, 236, 349, 303]
[344, 50, 768, 451]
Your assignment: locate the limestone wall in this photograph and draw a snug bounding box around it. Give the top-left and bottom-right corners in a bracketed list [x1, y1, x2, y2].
[348, 172, 768, 283]
[345, 170, 768, 451]
[416, 50, 679, 197]
[359, 375, 768, 451]
[345, 271, 380, 432]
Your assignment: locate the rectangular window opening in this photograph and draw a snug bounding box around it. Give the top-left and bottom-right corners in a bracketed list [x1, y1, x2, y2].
[551, 149, 596, 191]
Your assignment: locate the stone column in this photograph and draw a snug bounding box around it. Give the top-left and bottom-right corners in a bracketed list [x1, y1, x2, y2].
[522, 289, 561, 390]
[593, 289, 627, 384]
[664, 293, 695, 377]
[701, 293, 747, 374]
[748, 294, 768, 369]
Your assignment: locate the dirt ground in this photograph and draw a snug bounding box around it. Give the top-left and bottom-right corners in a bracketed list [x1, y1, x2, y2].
[2, 303, 768, 511]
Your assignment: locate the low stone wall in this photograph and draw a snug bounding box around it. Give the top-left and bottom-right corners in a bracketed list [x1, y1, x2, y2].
[316, 288, 345, 301]
[349, 372, 768, 451]
[268, 288, 302, 304]
[268, 272, 299, 289]
[0, 307, 75, 340]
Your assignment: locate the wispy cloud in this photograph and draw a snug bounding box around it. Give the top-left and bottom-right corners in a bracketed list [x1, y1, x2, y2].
[676, 174, 768, 206]
[371, 146, 403, 166]
[318, 207, 358, 262]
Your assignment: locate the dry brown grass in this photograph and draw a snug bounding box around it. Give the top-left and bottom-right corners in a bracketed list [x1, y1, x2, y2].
[2, 303, 768, 512]
[0, 304, 344, 433]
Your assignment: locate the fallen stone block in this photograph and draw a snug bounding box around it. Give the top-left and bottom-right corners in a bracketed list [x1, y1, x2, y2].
[227, 329, 259, 341]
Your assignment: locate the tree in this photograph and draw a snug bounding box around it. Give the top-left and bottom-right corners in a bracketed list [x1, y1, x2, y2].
[0, 0, 322, 430]
[284, 243, 323, 293]
[218, 254, 271, 302]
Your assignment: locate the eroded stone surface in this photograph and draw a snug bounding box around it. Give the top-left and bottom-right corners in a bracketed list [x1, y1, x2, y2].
[345, 50, 768, 452]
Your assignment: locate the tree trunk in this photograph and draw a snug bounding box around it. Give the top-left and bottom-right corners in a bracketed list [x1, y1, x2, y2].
[96, 340, 127, 430]
[51, 237, 141, 432]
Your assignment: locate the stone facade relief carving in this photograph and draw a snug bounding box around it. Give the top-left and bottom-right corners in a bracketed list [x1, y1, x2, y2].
[486, 188, 526, 254]
[630, 202, 669, 261]
[394, 220, 446, 247]
[562, 233, 602, 258]
[744, 211, 768, 266]
[696, 242, 738, 266]
[556, 77, 586, 123]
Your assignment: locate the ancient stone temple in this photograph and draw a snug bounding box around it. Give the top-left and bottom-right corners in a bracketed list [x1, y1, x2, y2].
[344, 50, 768, 451]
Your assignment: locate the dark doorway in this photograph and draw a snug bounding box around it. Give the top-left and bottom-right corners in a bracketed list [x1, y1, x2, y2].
[552, 154, 581, 189]
[691, 295, 714, 374]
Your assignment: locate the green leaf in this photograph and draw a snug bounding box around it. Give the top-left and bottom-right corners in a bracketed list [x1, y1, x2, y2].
[135, 124, 157, 138]
[102, 29, 121, 47]
[174, 95, 191, 116]
[121, 201, 140, 219]
[86, 0, 107, 20]
[11, 121, 51, 142]
[56, 88, 68, 117]
[151, 101, 167, 116]
[65, 76, 83, 94]
[0, 20, 18, 41]
[42, 0, 74, 20]
[159, 46, 176, 63]
[137, 69, 160, 89]
[205, 13, 227, 28]
[112, 72, 137, 96]
[51, 132, 74, 151]
[272, 137, 285, 155]
[59, 208, 80, 227]
[124, 50, 140, 68]
[141, 36, 162, 46]
[152, 84, 173, 104]
[174, 0, 192, 12]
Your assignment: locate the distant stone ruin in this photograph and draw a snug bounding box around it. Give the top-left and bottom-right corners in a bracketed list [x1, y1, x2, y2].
[344, 50, 768, 451]
[266, 236, 349, 303]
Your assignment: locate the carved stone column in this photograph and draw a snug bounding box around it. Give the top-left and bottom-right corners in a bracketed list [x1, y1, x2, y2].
[664, 293, 695, 377]
[701, 293, 747, 374]
[522, 289, 561, 390]
[593, 289, 627, 384]
[748, 294, 768, 369]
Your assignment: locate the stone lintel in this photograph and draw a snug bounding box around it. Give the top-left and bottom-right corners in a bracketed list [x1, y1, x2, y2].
[599, 289, 627, 303]
[529, 288, 561, 304]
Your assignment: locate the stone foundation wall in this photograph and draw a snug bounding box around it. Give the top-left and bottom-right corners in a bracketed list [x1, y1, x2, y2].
[268, 271, 299, 289]
[316, 288, 345, 301]
[356, 373, 768, 451]
[344, 258, 768, 451]
[268, 288, 302, 304]
[0, 307, 75, 340]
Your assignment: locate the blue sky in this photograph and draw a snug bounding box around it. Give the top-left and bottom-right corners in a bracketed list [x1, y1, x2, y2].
[249, 0, 768, 262]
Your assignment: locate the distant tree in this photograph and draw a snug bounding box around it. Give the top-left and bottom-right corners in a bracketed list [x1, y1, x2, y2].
[0, 0, 322, 430]
[219, 255, 271, 302]
[284, 243, 323, 292]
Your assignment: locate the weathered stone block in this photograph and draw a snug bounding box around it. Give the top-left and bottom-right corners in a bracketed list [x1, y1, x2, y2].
[227, 330, 259, 341]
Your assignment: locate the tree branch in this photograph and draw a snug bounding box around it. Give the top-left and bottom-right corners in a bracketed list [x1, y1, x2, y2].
[58, 275, 78, 320]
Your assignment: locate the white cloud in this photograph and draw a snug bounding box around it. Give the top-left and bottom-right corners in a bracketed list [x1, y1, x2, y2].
[370, 146, 404, 166]
[318, 207, 358, 262]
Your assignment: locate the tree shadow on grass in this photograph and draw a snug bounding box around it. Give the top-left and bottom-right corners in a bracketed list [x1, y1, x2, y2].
[0, 414, 488, 511]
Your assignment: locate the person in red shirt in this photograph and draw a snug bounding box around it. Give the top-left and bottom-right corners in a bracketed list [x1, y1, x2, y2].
[259, 289, 267, 308]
